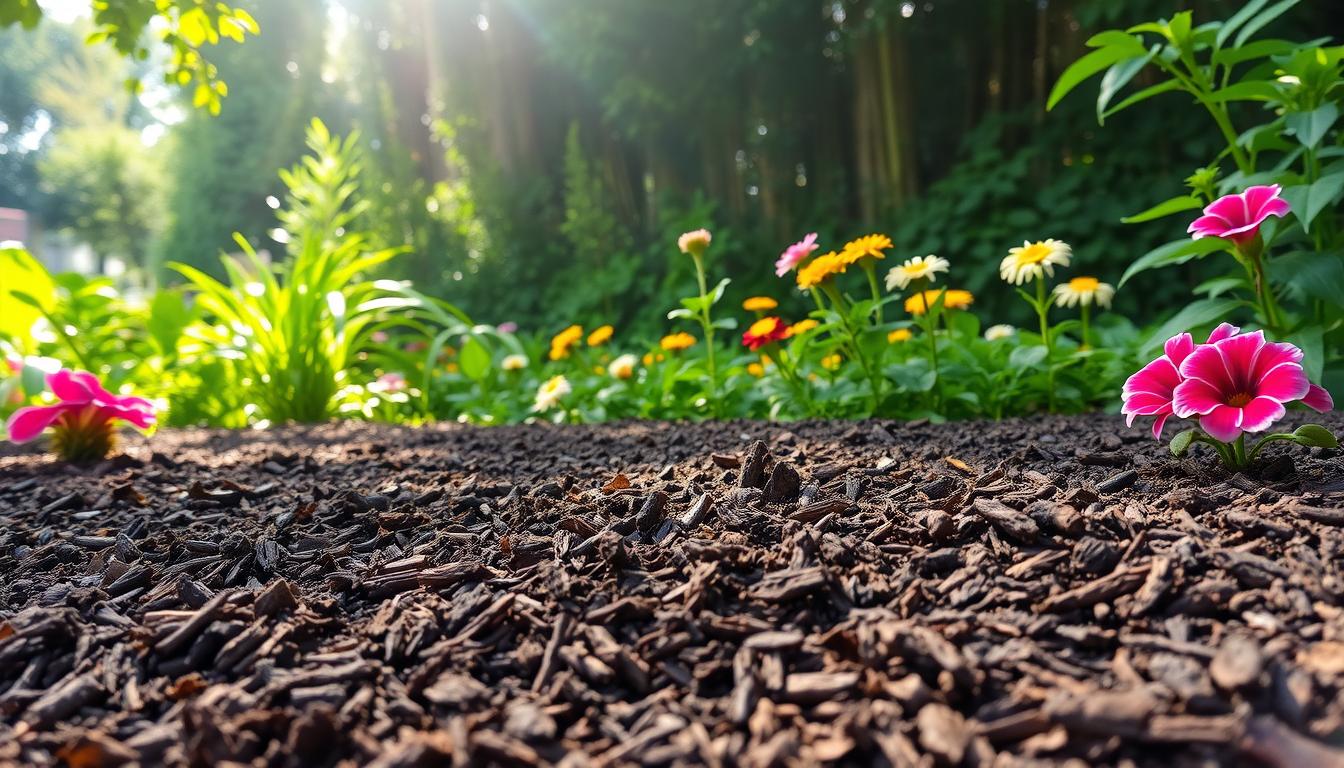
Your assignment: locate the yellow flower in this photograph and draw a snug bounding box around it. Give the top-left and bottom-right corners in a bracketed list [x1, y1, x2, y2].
[747, 362, 766, 377]
[742, 296, 778, 312]
[885, 255, 950, 291]
[501, 354, 528, 371]
[1053, 276, 1114, 309]
[904, 289, 974, 316]
[549, 325, 584, 360]
[608, 353, 638, 379]
[587, 325, 614, 346]
[821, 353, 843, 370]
[887, 328, 913, 343]
[1000, 239, 1071, 285]
[445, 362, 459, 374]
[660, 332, 697, 351]
[787, 318, 819, 337]
[534, 375, 571, 411]
[840, 233, 893, 265]
[796, 251, 848, 289]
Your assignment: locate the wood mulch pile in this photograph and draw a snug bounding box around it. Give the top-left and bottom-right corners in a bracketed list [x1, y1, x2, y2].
[2, 414, 1343, 767]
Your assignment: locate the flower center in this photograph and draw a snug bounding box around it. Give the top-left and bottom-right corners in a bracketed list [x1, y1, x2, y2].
[747, 318, 777, 337]
[1015, 243, 1051, 265]
[1069, 276, 1099, 292]
[1226, 392, 1253, 408]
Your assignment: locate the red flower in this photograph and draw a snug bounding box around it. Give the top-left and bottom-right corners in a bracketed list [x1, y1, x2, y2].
[742, 317, 789, 351]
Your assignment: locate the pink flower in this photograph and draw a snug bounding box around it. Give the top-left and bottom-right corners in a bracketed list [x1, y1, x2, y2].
[373, 372, 407, 393]
[1122, 325, 1234, 439]
[776, 233, 819, 277]
[677, 229, 712, 257]
[370, 331, 389, 344]
[497, 321, 518, 334]
[6, 370, 156, 460]
[1167, 330, 1333, 443]
[1187, 185, 1290, 245]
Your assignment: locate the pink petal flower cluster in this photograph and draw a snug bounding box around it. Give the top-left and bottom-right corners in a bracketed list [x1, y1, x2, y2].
[1123, 324, 1332, 442]
[677, 228, 712, 257]
[6, 369, 156, 444]
[776, 233, 819, 277]
[1187, 185, 1290, 244]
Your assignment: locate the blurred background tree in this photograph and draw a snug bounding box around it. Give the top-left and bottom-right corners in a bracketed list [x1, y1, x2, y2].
[1, 0, 1338, 330]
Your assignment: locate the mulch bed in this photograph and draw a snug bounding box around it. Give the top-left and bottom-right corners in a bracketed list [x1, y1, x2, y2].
[2, 413, 1344, 767]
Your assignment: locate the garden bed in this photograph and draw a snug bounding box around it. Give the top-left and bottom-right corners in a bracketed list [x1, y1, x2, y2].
[2, 413, 1343, 767]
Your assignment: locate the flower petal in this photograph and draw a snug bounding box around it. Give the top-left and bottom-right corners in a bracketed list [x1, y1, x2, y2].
[1302, 383, 1334, 413]
[46, 369, 96, 404]
[1255, 361, 1310, 403]
[1178, 343, 1235, 392]
[1238, 395, 1285, 433]
[1199, 404, 1244, 443]
[1163, 333, 1196, 367]
[5, 404, 71, 443]
[1213, 331, 1266, 389]
[1205, 323, 1242, 344]
[1173, 376, 1225, 418]
[1123, 356, 1181, 400]
[1205, 194, 1248, 225]
[1250, 339, 1304, 380]
[1151, 411, 1172, 441]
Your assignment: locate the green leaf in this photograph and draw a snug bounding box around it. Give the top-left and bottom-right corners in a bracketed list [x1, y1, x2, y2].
[1212, 38, 1310, 68]
[0, 247, 56, 344]
[707, 278, 730, 305]
[1279, 173, 1344, 231]
[1101, 79, 1181, 120]
[147, 290, 192, 357]
[667, 308, 695, 321]
[1291, 424, 1338, 448]
[1207, 79, 1280, 102]
[1120, 237, 1227, 287]
[1216, 0, 1271, 48]
[1087, 30, 1148, 50]
[1234, 0, 1301, 48]
[1140, 298, 1245, 353]
[1121, 195, 1204, 224]
[1048, 44, 1147, 112]
[458, 335, 491, 381]
[1276, 250, 1344, 308]
[1285, 103, 1339, 150]
[1097, 48, 1157, 124]
[1193, 275, 1246, 298]
[1169, 428, 1197, 457]
[1008, 345, 1048, 371]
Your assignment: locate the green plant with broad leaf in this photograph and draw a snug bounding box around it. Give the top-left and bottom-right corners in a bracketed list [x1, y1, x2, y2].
[1050, 0, 1344, 394]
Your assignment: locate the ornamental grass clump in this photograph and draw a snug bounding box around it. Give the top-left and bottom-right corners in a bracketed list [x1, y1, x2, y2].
[1123, 323, 1335, 469]
[5, 369, 156, 462]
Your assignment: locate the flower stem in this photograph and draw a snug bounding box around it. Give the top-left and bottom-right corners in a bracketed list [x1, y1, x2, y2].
[690, 253, 719, 417]
[919, 290, 941, 412]
[862, 262, 883, 325]
[1232, 433, 1248, 470]
[822, 282, 882, 414]
[1036, 278, 1055, 413]
[1081, 303, 1091, 350]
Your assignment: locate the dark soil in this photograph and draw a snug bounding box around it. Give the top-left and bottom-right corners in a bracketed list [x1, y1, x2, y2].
[2, 413, 1344, 767]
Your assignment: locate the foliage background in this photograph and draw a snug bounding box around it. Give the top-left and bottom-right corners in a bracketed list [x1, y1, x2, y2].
[0, 0, 1336, 334]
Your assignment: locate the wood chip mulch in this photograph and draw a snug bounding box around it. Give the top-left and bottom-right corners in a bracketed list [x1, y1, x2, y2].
[2, 413, 1344, 767]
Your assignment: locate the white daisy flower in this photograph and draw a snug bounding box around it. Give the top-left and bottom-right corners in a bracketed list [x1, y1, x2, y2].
[534, 375, 571, 411]
[607, 354, 638, 380]
[984, 324, 1016, 341]
[885, 254, 950, 291]
[1000, 239, 1071, 285]
[501, 354, 529, 371]
[1053, 276, 1114, 308]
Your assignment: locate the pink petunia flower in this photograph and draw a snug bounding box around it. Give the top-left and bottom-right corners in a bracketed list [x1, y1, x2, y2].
[1187, 185, 1291, 245]
[6, 369, 156, 461]
[1122, 323, 1241, 439]
[776, 233, 819, 277]
[497, 321, 519, 334]
[1171, 330, 1333, 443]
